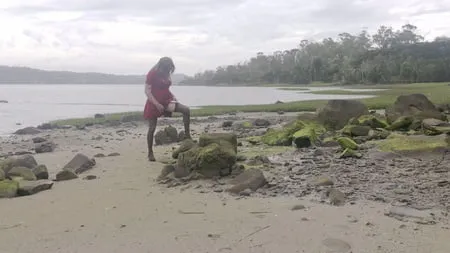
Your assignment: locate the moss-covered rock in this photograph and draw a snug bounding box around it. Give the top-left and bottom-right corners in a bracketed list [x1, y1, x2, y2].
[172, 139, 197, 159]
[154, 125, 179, 145]
[368, 129, 391, 140]
[337, 137, 359, 150]
[422, 118, 450, 136]
[292, 122, 326, 148]
[317, 100, 369, 130]
[0, 155, 38, 174]
[387, 116, 414, 131]
[385, 94, 444, 124]
[261, 120, 305, 146]
[199, 133, 238, 152]
[33, 164, 49, 180]
[7, 167, 37, 181]
[357, 115, 388, 129]
[342, 125, 371, 137]
[0, 180, 19, 198]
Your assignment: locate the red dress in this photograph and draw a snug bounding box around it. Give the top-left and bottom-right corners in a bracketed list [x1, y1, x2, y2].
[143, 69, 174, 120]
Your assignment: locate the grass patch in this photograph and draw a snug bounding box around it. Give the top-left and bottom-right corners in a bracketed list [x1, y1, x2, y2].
[50, 82, 450, 127]
[374, 133, 448, 152]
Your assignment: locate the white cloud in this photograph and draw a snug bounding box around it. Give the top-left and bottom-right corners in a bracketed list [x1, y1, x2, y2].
[1, 0, 450, 75]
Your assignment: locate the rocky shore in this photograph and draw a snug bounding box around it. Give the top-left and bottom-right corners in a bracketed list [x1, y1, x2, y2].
[0, 93, 449, 253]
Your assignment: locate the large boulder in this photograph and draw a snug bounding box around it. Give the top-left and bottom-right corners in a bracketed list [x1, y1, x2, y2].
[175, 133, 237, 178]
[385, 94, 445, 124]
[62, 153, 96, 174]
[317, 100, 369, 130]
[0, 155, 38, 174]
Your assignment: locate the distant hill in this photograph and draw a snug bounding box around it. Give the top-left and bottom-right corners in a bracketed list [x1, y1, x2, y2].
[0, 66, 189, 84]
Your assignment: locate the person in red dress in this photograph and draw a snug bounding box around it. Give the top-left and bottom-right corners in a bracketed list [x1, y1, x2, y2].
[144, 57, 191, 161]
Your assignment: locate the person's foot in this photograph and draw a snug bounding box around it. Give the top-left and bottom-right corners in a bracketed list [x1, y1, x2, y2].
[148, 152, 156, 162]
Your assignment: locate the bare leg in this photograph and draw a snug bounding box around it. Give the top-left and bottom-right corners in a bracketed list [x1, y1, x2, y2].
[175, 103, 191, 139]
[147, 118, 158, 161]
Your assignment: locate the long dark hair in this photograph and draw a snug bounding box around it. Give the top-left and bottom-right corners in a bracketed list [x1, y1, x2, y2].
[152, 57, 175, 76]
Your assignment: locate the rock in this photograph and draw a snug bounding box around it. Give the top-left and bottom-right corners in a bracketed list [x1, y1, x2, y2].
[83, 175, 97, 180]
[387, 116, 414, 131]
[291, 204, 306, 211]
[55, 170, 78, 181]
[327, 188, 346, 206]
[385, 94, 445, 124]
[322, 238, 352, 253]
[177, 136, 237, 178]
[342, 125, 371, 137]
[14, 127, 42, 135]
[0, 180, 19, 198]
[37, 123, 55, 130]
[7, 167, 37, 181]
[198, 133, 238, 153]
[247, 155, 271, 166]
[63, 153, 96, 174]
[386, 206, 435, 224]
[178, 130, 186, 141]
[339, 148, 362, 159]
[35, 141, 56, 153]
[275, 100, 284, 104]
[253, 119, 271, 127]
[172, 139, 197, 159]
[33, 164, 49, 180]
[32, 137, 47, 144]
[422, 118, 450, 135]
[154, 126, 179, 145]
[157, 165, 175, 181]
[231, 121, 253, 130]
[17, 180, 53, 196]
[227, 169, 267, 194]
[368, 129, 391, 140]
[0, 100, 8, 103]
[313, 175, 334, 186]
[261, 120, 305, 146]
[337, 137, 358, 150]
[357, 115, 388, 129]
[317, 100, 369, 130]
[94, 153, 105, 158]
[94, 113, 105, 119]
[222, 121, 233, 128]
[0, 155, 38, 174]
[120, 114, 142, 123]
[292, 122, 325, 148]
[277, 111, 285, 115]
[107, 152, 121, 157]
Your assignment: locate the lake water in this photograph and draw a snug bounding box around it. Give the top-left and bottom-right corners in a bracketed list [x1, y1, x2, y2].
[0, 84, 376, 135]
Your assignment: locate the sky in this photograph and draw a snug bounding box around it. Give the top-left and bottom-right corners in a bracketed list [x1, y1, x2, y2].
[1, 0, 450, 76]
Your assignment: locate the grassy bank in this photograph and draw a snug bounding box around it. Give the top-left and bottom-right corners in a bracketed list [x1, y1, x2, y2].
[50, 82, 450, 127]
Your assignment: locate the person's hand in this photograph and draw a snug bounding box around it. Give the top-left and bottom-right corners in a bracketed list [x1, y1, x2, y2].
[154, 102, 165, 113]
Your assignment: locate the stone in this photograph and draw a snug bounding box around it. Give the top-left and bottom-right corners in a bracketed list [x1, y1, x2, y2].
[0, 100, 8, 103]
[291, 204, 306, 211]
[154, 126, 179, 145]
[0, 180, 19, 198]
[55, 170, 78, 181]
[7, 167, 37, 181]
[63, 153, 96, 174]
[261, 120, 305, 146]
[32, 137, 47, 144]
[339, 148, 362, 159]
[313, 175, 334, 186]
[385, 94, 445, 124]
[107, 152, 121, 157]
[317, 100, 369, 130]
[33, 164, 49, 180]
[157, 165, 175, 181]
[292, 122, 326, 148]
[83, 175, 97, 180]
[327, 188, 346, 206]
[0, 154, 38, 174]
[387, 116, 414, 131]
[14, 127, 42, 135]
[37, 123, 55, 130]
[35, 141, 56, 153]
[342, 125, 371, 137]
[94, 113, 105, 119]
[172, 139, 197, 159]
[337, 137, 358, 150]
[422, 118, 450, 135]
[222, 121, 233, 128]
[357, 115, 388, 129]
[386, 206, 435, 224]
[199, 133, 238, 153]
[94, 153, 105, 158]
[227, 169, 267, 194]
[246, 155, 271, 166]
[322, 238, 352, 253]
[17, 180, 53, 196]
[253, 119, 271, 127]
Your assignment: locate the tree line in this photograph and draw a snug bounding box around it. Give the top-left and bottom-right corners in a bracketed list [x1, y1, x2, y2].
[181, 24, 450, 86]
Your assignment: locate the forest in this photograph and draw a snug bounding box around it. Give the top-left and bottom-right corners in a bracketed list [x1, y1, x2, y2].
[181, 24, 450, 86]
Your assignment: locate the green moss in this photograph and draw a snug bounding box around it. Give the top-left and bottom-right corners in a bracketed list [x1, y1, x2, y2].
[245, 136, 262, 145]
[337, 137, 359, 150]
[357, 115, 388, 129]
[199, 133, 238, 152]
[387, 116, 414, 131]
[292, 122, 326, 148]
[342, 125, 371, 137]
[374, 133, 449, 152]
[172, 139, 197, 159]
[7, 167, 37, 181]
[0, 180, 19, 198]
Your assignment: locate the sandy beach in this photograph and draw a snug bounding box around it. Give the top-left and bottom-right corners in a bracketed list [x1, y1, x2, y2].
[1, 113, 449, 253]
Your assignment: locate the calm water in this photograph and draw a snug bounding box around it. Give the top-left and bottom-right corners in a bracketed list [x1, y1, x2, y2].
[0, 84, 375, 135]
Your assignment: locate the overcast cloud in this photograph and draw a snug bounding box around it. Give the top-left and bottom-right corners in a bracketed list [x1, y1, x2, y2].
[1, 0, 450, 75]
